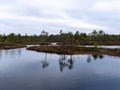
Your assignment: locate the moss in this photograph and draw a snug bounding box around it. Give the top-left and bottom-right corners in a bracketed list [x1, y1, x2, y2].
[0, 44, 26, 49]
[27, 46, 120, 57]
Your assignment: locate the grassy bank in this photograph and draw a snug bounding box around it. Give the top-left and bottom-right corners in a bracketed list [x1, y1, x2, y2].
[27, 46, 120, 57]
[0, 44, 26, 49]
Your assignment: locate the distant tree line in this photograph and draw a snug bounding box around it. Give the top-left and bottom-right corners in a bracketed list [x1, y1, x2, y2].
[0, 30, 120, 45]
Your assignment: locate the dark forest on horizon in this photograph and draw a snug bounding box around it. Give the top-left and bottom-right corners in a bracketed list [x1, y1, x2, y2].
[0, 30, 120, 45]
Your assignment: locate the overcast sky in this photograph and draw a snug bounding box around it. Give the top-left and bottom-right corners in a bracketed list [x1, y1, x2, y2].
[0, 0, 120, 35]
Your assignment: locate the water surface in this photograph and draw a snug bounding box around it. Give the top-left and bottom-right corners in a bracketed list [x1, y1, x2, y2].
[0, 48, 120, 90]
[80, 45, 120, 49]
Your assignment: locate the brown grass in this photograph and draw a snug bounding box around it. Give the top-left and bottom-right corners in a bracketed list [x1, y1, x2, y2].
[0, 44, 26, 49]
[27, 46, 120, 57]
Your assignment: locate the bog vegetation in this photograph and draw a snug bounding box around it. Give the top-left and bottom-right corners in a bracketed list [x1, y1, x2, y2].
[0, 30, 120, 45]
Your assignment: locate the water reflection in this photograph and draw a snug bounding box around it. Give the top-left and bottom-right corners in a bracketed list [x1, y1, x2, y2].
[41, 53, 49, 69]
[59, 55, 74, 72]
[0, 50, 2, 58]
[4, 49, 22, 56]
[87, 55, 92, 63]
[40, 53, 105, 71]
[0, 48, 22, 59]
[41, 54, 74, 71]
[92, 54, 104, 60]
[0, 48, 120, 90]
[87, 55, 105, 63]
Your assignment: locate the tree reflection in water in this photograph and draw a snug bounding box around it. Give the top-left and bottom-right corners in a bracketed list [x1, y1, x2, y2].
[4, 49, 22, 57]
[0, 50, 2, 58]
[87, 55, 92, 63]
[41, 53, 49, 69]
[92, 54, 104, 60]
[59, 55, 74, 72]
[87, 54, 104, 63]
[41, 53, 104, 71]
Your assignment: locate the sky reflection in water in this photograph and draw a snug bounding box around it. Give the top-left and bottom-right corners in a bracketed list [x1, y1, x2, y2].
[0, 48, 120, 90]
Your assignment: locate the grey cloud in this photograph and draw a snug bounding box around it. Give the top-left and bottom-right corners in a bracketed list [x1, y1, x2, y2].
[0, 0, 120, 34]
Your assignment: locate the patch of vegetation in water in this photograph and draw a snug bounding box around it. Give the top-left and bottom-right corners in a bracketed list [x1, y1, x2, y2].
[27, 46, 120, 57]
[0, 44, 26, 49]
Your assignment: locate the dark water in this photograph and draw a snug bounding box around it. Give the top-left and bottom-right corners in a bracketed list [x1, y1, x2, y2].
[0, 48, 120, 90]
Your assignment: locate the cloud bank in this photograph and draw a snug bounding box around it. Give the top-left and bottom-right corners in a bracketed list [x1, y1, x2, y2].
[0, 0, 120, 35]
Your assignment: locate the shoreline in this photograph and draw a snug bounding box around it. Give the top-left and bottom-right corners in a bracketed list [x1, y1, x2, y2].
[0, 44, 26, 49]
[27, 46, 120, 57]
